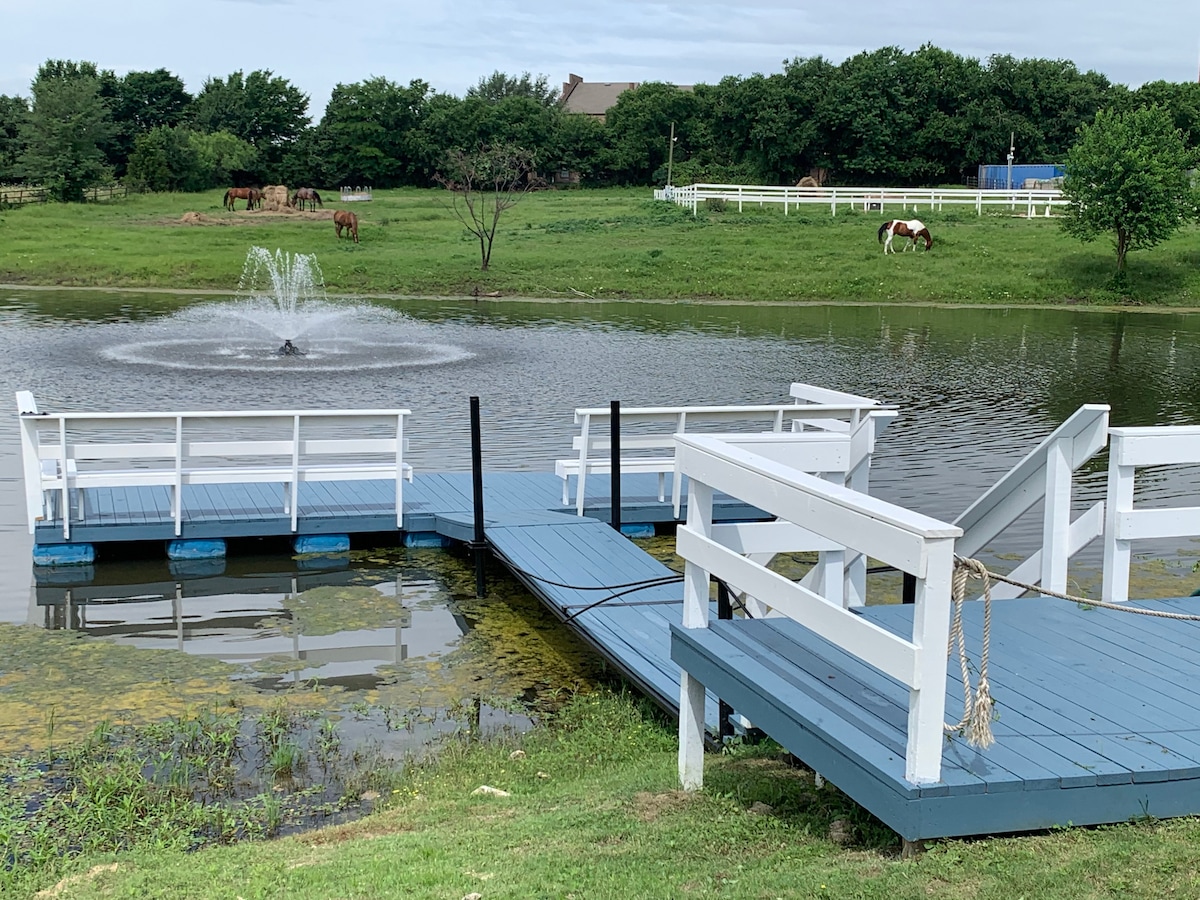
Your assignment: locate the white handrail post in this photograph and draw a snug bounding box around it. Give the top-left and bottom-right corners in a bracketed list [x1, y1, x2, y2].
[59, 418, 70, 539]
[174, 416, 183, 536]
[290, 415, 301, 531]
[16, 392, 44, 533]
[1040, 435, 1072, 594]
[1102, 432, 1134, 603]
[906, 536, 954, 784]
[395, 412, 404, 528]
[575, 412, 591, 515]
[679, 479, 713, 791]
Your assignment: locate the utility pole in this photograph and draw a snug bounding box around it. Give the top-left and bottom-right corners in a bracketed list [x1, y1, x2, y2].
[666, 121, 676, 187]
[1006, 132, 1015, 191]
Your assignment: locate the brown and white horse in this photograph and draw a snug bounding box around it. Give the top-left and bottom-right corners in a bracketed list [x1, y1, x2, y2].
[877, 219, 932, 253]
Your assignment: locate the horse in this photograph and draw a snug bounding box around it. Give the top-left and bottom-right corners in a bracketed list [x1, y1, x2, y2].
[223, 187, 262, 211]
[291, 187, 323, 211]
[877, 219, 932, 254]
[333, 210, 358, 243]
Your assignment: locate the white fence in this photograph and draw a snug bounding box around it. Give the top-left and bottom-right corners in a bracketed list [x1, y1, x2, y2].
[339, 186, 373, 201]
[1103, 426, 1200, 603]
[655, 183, 1066, 217]
[16, 392, 412, 538]
[674, 432, 961, 785]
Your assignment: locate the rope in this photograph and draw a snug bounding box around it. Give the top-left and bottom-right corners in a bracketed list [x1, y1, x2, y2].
[943, 555, 1200, 751]
[945, 557, 995, 749]
[981, 568, 1200, 621]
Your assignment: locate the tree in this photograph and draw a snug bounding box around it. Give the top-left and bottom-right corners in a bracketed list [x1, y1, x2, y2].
[466, 71, 559, 108]
[434, 145, 538, 270]
[191, 70, 309, 179]
[19, 60, 115, 201]
[1062, 105, 1198, 275]
[102, 68, 192, 176]
[0, 94, 29, 182]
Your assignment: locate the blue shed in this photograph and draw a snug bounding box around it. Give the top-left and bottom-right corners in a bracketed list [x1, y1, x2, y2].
[977, 163, 1065, 190]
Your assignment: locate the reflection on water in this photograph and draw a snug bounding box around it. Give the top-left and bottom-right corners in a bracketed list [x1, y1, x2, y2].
[5, 290, 1200, 749]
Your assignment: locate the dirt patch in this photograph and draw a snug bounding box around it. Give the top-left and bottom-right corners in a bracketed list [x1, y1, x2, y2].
[173, 209, 335, 226]
[34, 863, 121, 898]
[632, 790, 693, 822]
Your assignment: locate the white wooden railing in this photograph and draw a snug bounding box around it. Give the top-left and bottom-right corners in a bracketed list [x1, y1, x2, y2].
[674, 432, 961, 785]
[1102, 426, 1200, 603]
[655, 183, 1066, 217]
[954, 404, 1110, 598]
[16, 392, 412, 538]
[557, 394, 894, 518]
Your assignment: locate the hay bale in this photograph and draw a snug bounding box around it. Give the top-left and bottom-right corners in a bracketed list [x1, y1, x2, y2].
[795, 176, 819, 188]
[180, 211, 204, 224]
[260, 185, 290, 211]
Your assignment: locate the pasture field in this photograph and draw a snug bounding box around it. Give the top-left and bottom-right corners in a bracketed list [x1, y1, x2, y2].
[1, 187, 1199, 306]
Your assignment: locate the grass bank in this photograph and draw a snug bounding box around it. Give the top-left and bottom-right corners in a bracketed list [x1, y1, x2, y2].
[2, 188, 1199, 305]
[11, 691, 1200, 900]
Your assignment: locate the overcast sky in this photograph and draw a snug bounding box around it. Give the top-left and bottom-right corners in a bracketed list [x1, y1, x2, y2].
[2, 0, 1197, 117]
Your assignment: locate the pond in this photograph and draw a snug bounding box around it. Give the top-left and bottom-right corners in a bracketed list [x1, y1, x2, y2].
[3, 280, 1200, 756]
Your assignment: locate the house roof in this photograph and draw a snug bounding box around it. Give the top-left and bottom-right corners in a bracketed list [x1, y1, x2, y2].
[560, 75, 638, 116]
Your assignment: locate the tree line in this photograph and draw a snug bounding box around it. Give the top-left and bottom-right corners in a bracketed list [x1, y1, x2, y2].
[3, 47, 1200, 201]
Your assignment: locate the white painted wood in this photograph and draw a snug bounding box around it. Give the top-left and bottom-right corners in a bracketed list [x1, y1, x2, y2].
[557, 396, 891, 517]
[994, 501, 1104, 600]
[14, 394, 413, 536]
[678, 527, 919, 685]
[673, 432, 961, 785]
[906, 538, 954, 783]
[1040, 437, 1072, 594]
[658, 184, 1067, 217]
[677, 436, 958, 573]
[679, 670, 707, 790]
[681, 481, 714, 630]
[1103, 426, 1200, 604]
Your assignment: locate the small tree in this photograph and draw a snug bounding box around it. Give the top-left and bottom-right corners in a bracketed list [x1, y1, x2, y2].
[19, 60, 115, 201]
[1062, 105, 1198, 275]
[435, 145, 539, 271]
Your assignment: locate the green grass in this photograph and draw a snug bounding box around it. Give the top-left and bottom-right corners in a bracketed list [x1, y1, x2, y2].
[3, 188, 1200, 306]
[14, 690, 1200, 899]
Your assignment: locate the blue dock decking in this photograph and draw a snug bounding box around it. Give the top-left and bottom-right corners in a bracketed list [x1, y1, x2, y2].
[31, 469, 1200, 841]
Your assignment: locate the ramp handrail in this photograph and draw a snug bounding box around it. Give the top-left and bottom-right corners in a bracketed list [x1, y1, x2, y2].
[953, 404, 1110, 598]
[1102, 425, 1200, 603]
[674, 432, 961, 785]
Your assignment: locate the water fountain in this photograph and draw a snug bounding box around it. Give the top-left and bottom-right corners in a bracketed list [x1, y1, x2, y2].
[101, 247, 473, 372]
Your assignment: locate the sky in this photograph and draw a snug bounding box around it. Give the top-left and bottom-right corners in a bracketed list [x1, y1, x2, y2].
[2, 0, 1198, 118]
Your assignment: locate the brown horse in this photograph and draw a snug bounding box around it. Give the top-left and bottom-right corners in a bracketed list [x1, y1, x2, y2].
[877, 218, 932, 253]
[333, 210, 358, 243]
[223, 187, 262, 211]
[291, 187, 322, 211]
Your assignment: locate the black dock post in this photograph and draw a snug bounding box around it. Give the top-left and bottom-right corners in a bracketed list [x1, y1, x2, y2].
[610, 400, 622, 534]
[902, 572, 916, 605]
[717, 580, 735, 742]
[470, 396, 487, 599]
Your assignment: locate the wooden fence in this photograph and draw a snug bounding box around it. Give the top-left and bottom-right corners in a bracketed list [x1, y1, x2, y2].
[0, 184, 128, 207]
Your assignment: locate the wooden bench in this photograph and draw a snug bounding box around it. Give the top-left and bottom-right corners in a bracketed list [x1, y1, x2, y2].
[556, 385, 896, 517]
[17, 392, 413, 538]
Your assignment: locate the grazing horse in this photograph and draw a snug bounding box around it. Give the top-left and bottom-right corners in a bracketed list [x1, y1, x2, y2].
[291, 187, 323, 211]
[333, 210, 359, 243]
[223, 187, 262, 211]
[877, 218, 932, 254]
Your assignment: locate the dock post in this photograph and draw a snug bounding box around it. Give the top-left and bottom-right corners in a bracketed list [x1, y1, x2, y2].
[717, 580, 734, 742]
[470, 396, 487, 599]
[610, 400, 621, 534]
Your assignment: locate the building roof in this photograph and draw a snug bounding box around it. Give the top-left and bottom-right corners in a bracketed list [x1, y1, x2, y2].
[560, 74, 638, 117]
